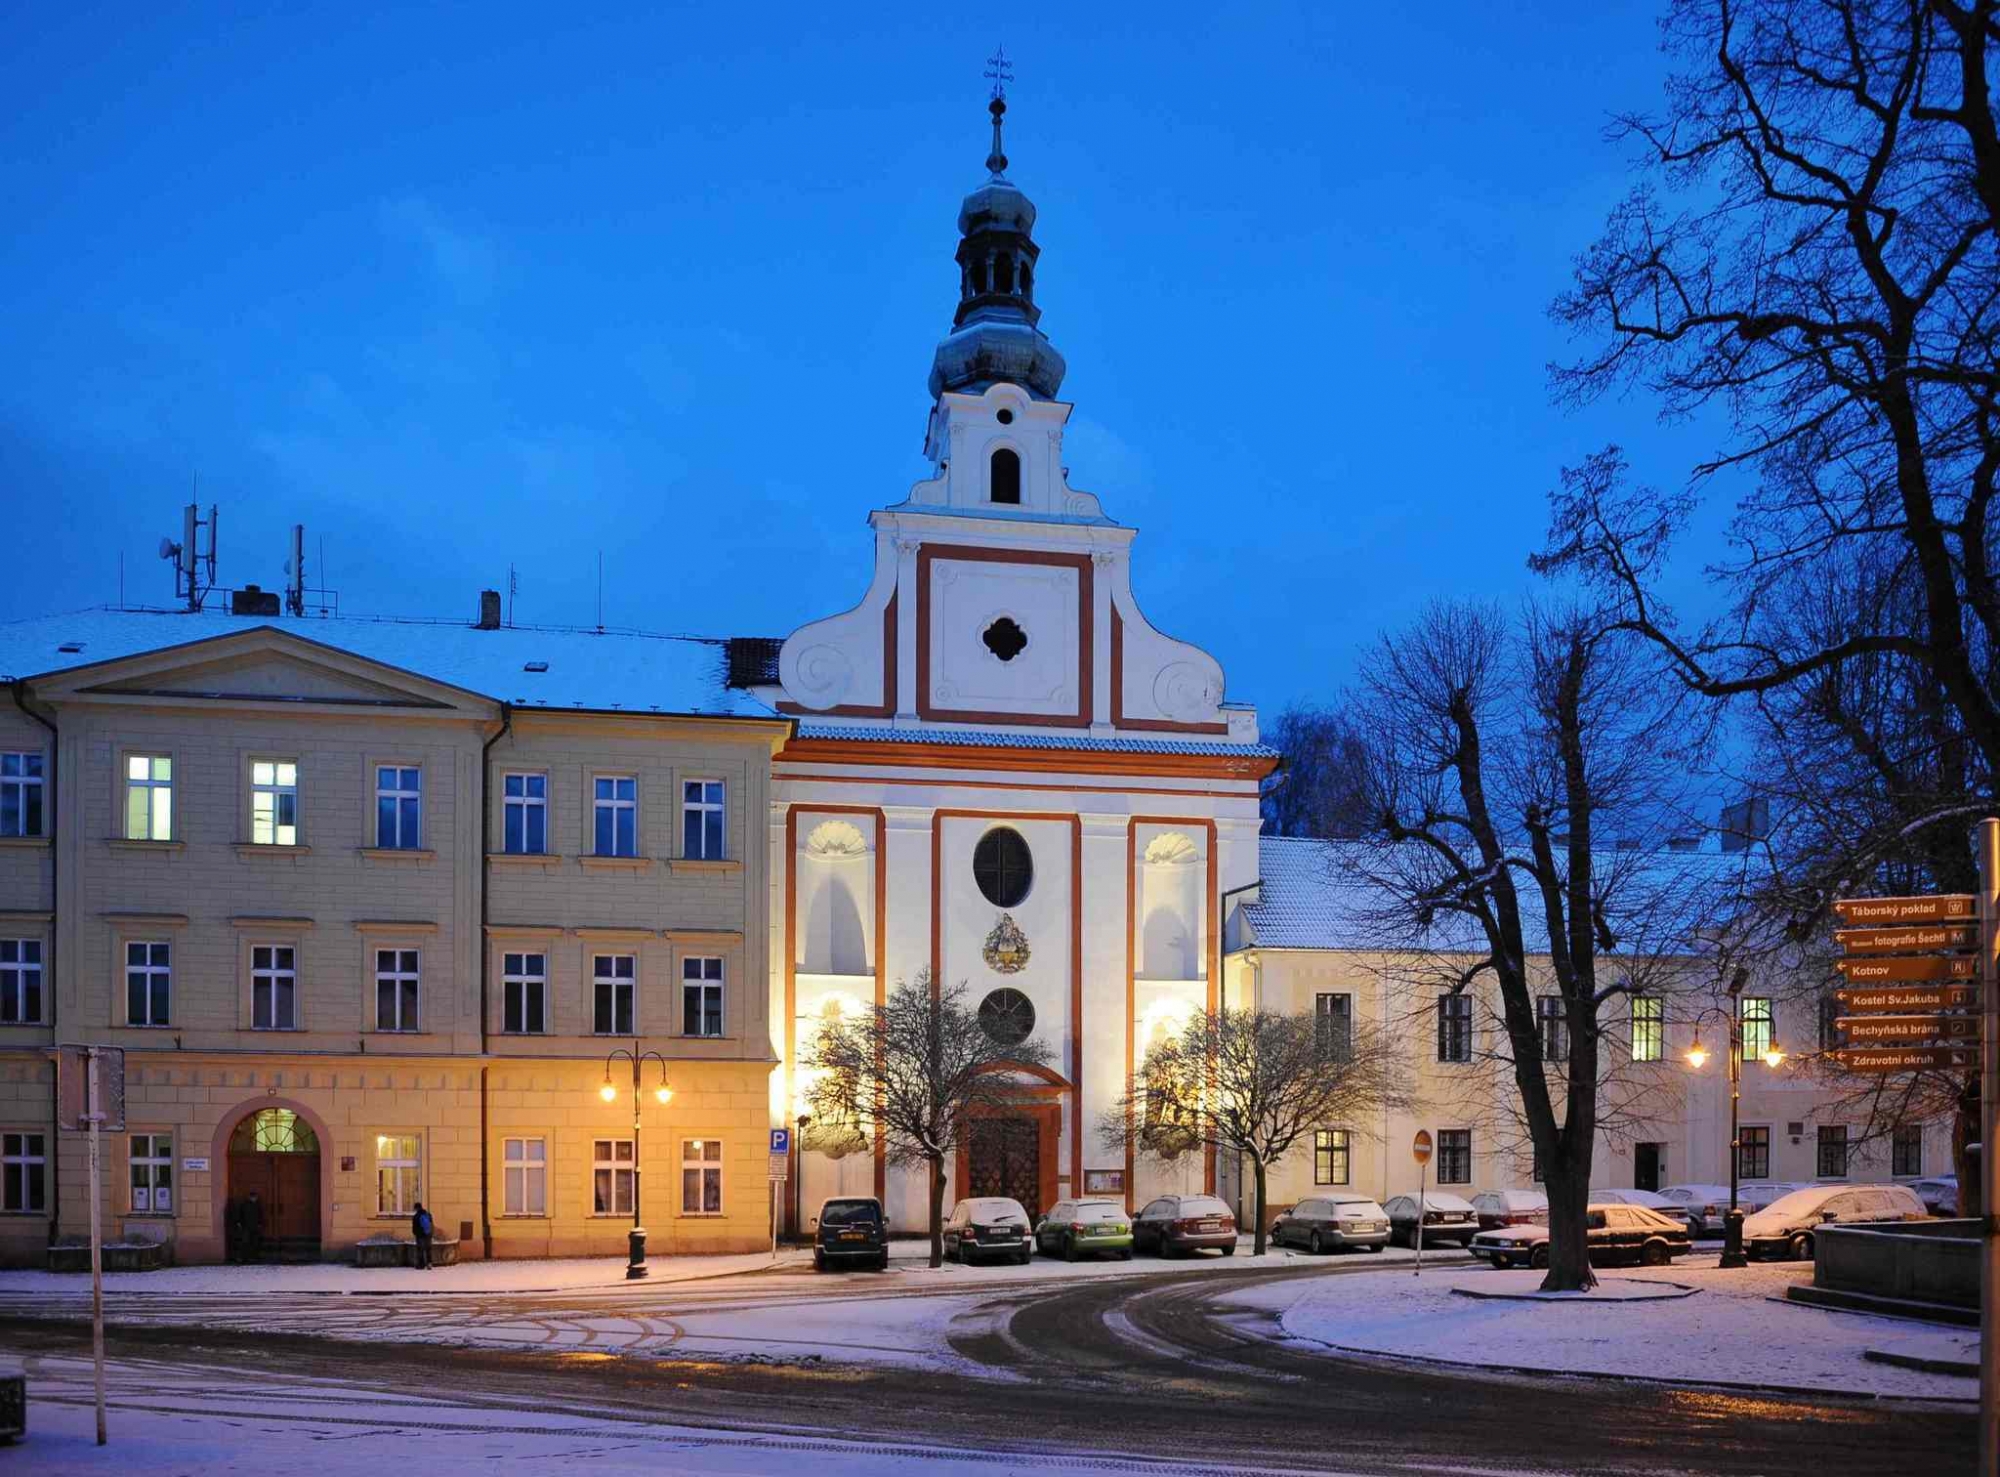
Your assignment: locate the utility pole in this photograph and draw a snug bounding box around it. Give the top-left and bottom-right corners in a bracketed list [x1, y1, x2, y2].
[1978, 817, 1998, 1477]
[86, 1047, 106, 1445]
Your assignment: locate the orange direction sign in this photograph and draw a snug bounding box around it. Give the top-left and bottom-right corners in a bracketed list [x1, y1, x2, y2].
[1835, 984, 1978, 1014]
[1836, 1014, 1978, 1044]
[1835, 924, 1979, 955]
[1835, 955, 1977, 983]
[1832, 1045, 1976, 1072]
[1833, 895, 1978, 925]
[1411, 1130, 1433, 1166]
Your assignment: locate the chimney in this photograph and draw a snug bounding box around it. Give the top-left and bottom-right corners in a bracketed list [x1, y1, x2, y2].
[476, 589, 502, 630]
[231, 584, 280, 616]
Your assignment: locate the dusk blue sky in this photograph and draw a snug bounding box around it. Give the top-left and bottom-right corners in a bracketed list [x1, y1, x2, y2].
[1, 3, 1732, 715]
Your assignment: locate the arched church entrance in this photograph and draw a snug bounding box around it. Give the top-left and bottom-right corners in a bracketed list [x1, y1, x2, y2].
[957, 1088, 1062, 1223]
[225, 1107, 321, 1261]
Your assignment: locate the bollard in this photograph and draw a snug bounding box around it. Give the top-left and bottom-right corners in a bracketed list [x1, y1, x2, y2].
[1720, 1209, 1747, 1269]
[627, 1226, 649, 1279]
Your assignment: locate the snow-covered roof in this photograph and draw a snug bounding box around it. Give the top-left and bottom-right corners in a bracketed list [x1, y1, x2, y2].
[0, 607, 779, 720]
[792, 721, 1277, 760]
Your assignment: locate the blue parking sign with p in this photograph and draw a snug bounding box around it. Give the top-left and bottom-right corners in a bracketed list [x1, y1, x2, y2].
[770, 1128, 791, 1155]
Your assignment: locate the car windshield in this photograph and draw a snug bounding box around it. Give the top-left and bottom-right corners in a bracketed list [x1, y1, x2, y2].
[1755, 1188, 1830, 1220]
[1074, 1201, 1125, 1223]
[966, 1199, 1025, 1223]
[1181, 1197, 1230, 1216]
[821, 1200, 881, 1226]
[1421, 1193, 1475, 1213]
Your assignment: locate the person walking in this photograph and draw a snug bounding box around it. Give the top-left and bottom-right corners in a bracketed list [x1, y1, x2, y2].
[411, 1201, 435, 1271]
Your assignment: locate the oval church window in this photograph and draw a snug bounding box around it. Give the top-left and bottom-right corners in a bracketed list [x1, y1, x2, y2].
[973, 826, 1033, 908]
[978, 987, 1036, 1048]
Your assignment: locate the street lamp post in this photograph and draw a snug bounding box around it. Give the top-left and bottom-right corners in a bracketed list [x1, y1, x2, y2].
[600, 1043, 672, 1279]
[1685, 969, 1783, 1270]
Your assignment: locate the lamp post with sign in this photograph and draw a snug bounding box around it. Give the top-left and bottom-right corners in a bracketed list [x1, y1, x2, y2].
[1682, 970, 1786, 1269]
[597, 1044, 672, 1279]
[1411, 1130, 1432, 1277]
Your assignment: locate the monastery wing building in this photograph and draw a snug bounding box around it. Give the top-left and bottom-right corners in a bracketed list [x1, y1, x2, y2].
[758, 92, 1278, 1228]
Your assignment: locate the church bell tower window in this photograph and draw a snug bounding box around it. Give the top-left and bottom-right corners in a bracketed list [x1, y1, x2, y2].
[990, 447, 1021, 504]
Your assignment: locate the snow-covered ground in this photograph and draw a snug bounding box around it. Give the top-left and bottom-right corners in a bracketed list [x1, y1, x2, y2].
[1217, 1256, 1974, 1400]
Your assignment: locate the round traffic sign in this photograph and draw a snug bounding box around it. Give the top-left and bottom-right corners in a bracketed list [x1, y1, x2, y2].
[1412, 1130, 1433, 1166]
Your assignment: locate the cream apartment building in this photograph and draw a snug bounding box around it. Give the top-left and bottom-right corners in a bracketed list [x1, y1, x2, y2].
[0, 602, 786, 1267]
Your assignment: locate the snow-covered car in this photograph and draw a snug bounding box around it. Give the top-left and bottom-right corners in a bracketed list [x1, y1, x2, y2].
[942, 1196, 1032, 1265]
[1270, 1195, 1390, 1254]
[1588, 1188, 1680, 1215]
[1904, 1176, 1959, 1215]
[1657, 1183, 1734, 1236]
[1741, 1184, 1929, 1261]
[1738, 1181, 1807, 1211]
[1468, 1204, 1692, 1270]
[1383, 1191, 1479, 1248]
[1470, 1189, 1548, 1229]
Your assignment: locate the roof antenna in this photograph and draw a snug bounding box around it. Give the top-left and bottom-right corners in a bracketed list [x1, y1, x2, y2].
[507, 563, 519, 627]
[596, 551, 604, 633]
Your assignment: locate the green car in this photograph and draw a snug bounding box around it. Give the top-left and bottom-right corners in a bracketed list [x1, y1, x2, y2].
[1035, 1197, 1134, 1261]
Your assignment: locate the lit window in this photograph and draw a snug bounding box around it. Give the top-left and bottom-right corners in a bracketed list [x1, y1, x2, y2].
[375, 949, 420, 1032]
[375, 1133, 422, 1215]
[503, 1137, 547, 1217]
[594, 776, 637, 857]
[375, 766, 422, 849]
[0, 752, 44, 838]
[682, 956, 724, 1037]
[502, 952, 547, 1035]
[124, 755, 172, 841]
[1313, 1129, 1350, 1186]
[1630, 996, 1662, 1062]
[1740, 997, 1774, 1060]
[682, 780, 724, 860]
[503, 773, 546, 855]
[593, 954, 635, 1036]
[252, 945, 298, 1030]
[681, 1138, 723, 1216]
[2, 1132, 45, 1213]
[130, 1133, 172, 1214]
[251, 761, 298, 845]
[593, 1138, 635, 1215]
[126, 941, 171, 1027]
[0, 941, 43, 1025]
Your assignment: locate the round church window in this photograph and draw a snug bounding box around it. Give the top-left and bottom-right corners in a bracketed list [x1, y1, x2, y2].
[978, 987, 1036, 1048]
[973, 826, 1033, 907]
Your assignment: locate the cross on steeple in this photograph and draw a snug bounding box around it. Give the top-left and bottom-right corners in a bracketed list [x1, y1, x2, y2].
[984, 44, 1012, 100]
[983, 45, 1013, 176]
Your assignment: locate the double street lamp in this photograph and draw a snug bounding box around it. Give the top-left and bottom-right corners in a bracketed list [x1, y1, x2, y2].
[599, 1044, 673, 1279]
[1683, 968, 1785, 1269]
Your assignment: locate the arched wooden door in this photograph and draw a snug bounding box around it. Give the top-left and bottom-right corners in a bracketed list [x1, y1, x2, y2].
[227, 1109, 321, 1256]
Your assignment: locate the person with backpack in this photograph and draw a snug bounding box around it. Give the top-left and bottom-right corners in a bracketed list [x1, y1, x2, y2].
[411, 1201, 435, 1270]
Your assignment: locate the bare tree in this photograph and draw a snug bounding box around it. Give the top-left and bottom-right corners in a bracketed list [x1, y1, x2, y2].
[1348, 601, 1707, 1291]
[1100, 1006, 1410, 1256]
[802, 973, 1052, 1268]
[1262, 703, 1374, 839]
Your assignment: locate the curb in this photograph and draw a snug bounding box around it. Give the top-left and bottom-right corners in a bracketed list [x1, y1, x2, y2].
[1449, 1279, 1697, 1303]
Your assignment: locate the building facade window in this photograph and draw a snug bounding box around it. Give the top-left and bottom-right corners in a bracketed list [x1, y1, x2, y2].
[682, 956, 724, 1037]
[681, 1138, 723, 1215]
[972, 826, 1032, 907]
[124, 755, 173, 840]
[375, 948, 420, 1032]
[126, 942, 171, 1027]
[0, 941, 43, 1025]
[1537, 995, 1567, 1061]
[1313, 1129, 1350, 1186]
[375, 766, 422, 849]
[593, 954, 635, 1036]
[1630, 995, 1662, 1062]
[1740, 996, 1774, 1060]
[503, 1137, 547, 1216]
[251, 945, 298, 1030]
[593, 1138, 635, 1215]
[502, 952, 548, 1034]
[503, 773, 546, 854]
[1436, 994, 1472, 1063]
[990, 446, 1021, 504]
[0, 752, 44, 837]
[682, 780, 725, 859]
[1314, 993, 1352, 1062]
[1892, 1124, 1923, 1177]
[129, 1133, 172, 1214]
[375, 1134, 422, 1214]
[593, 776, 638, 856]
[1817, 1124, 1850, 1179]
[250, 760, 298, 845]
[2, 1132, 45, 1213]
[1436, 1129, 1472, 1185]
[1739, 1125, 1771, 1180]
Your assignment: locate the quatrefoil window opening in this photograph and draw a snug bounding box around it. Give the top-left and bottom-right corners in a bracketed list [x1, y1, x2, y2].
[982, 616, 1029, 663]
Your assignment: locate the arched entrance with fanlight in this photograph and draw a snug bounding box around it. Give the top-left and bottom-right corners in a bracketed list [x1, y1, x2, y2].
[222, 1106, 323, 1261]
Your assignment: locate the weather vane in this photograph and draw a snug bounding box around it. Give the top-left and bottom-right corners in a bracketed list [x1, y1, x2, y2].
[985, 44, 1012, 100]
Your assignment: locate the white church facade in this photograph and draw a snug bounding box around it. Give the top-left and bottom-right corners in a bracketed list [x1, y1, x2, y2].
[757, 91, 1277, 1229]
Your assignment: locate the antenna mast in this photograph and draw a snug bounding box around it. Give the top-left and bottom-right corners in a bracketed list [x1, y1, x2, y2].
[161, 502, 219, 612]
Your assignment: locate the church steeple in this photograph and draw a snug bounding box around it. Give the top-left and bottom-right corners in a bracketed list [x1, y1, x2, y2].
[928, 55, 1067, 402]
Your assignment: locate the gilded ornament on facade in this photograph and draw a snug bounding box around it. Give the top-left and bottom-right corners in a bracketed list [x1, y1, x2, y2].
[982, 912, 1031, 974]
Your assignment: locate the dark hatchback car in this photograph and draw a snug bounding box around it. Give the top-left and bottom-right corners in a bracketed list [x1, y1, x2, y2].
[813, 1196, 890, 1272]
[1382, 1191, 1479, 1248]
[943, 1196, 1033, 1265]
[1469, 1204, 1692, 1270]
[1132, 1194, 1239, 1257]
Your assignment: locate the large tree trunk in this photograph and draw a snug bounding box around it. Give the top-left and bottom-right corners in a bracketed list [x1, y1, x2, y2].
[1250, 1153, 1268, 1257]
[927, 1153, 946, 1269]
[1540, 1156, 1597, 1293]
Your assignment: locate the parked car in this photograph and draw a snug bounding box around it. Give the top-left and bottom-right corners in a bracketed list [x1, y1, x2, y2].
[1383, 1191, 1479, 1248]
[1468, 1204, 1692, 1270]
[1738, 1181, 1808, 1212]
[1271, 1195, 1391, 1254]
[1035, 1198, 1134, 1261]
[813, 1196, 889, 1273]
[1588, 1188, 1680, 1215]
[1905, 1176, 1959, 1215]
[1470, 1189, 1548, 1229]
[1657, 1183, 1734, 1236]
[942, 1196, 1033, 1265]
[1132, 1194, 1238, 1257]
[1741, 1184, 1929, 1261]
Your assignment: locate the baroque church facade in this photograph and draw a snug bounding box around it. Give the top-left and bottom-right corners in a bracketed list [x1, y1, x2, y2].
[759, 92, 1277, 1229]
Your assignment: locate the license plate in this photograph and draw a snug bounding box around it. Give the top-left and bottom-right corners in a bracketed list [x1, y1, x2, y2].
[993, 1229, 1018, 1238]
[840, 1232, 866, 1241]
[1198, 1220, 1220, 1231]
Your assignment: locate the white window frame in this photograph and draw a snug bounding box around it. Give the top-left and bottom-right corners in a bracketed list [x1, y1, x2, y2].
[682, 956, 724, 1037]
[374, 948, 421, 1033]
[124, 754, 173, 841]
[593, 1138, 635, 1216]
[250, 759, 299, 846]
[375, 1133, 422, 1216]
[502, 772, 547, 855]
[126, 940, 172, 1027]
[0, 940, 43, 1025]
[0, 751, 44, 838]
[251, 944, 298, 1031]
[1741, 996, 1775, 1060]
[130, 1132, 173, 1215]
[681, 1138, 723, 1216]
[1630, 995, 1663, 1062]
[681, 779, 725, 859]
[1, 1131, 45, 1213]
[593, 775, 638, 857]
[593, 954, 636, 1036]
[375, 765, 423, 850]
[503, 1136, 547, 1217]
[502, 951, 548, 1035]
